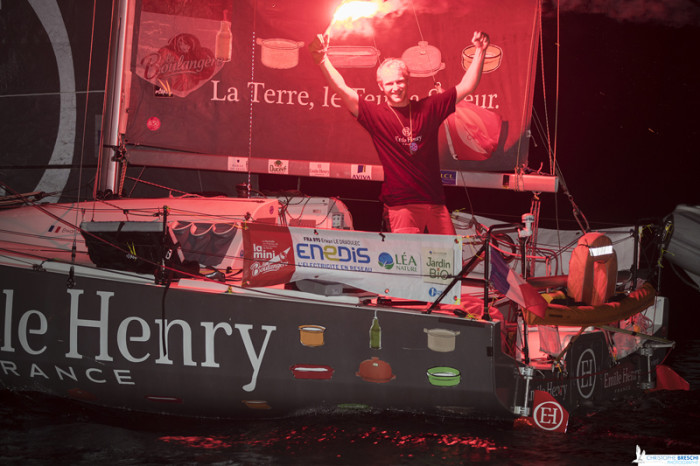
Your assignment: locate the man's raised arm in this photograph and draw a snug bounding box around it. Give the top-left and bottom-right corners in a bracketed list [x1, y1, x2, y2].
[455, 31, 490, 102]
[309, 34, 360, 117]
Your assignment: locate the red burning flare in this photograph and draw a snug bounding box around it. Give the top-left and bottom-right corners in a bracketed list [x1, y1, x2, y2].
[326, 0, 385, 36]
[333, 0, 381, 22]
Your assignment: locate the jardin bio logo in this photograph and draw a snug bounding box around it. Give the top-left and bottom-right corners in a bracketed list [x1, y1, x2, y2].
[423, 247, 452, 284]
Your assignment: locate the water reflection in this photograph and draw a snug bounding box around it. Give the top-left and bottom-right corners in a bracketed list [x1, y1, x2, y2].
[2, 340, 699, 464]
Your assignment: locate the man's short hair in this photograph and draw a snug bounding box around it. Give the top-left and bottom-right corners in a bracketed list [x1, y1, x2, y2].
[376, 58, 409, 84]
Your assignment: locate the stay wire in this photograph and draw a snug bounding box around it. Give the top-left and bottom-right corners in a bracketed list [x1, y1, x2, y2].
[75, 0, 98, 206]
[66, 0, 100, 285]
[513, 1, 542, 170]
[537, 18, 554, 172]
[409, 0, 437, 87]
[246, 1, 258, 196]
[553, 0, 561, 173]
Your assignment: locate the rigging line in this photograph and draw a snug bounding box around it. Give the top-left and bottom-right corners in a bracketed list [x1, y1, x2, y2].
[371, 23, 379, 60]
[335, 196, 381, 205]
[514, 0, 542, 169]
[282, 196, 312, 223]
[246, 1, 258, 197]
[410, 0, 425, 43]
[93, 0, 117, 204]
[79, 0, 98, 190]
[0, 164, 98, 170]
[532, 112, 554, 161]
[0, 228, 81, 245]
[3, 241, 214, 287]
[318, 197, 342, 226]
[0, 252, 46, 269]
[0, 247, 159, 283]
[126, 167, 147, 197]
[408, 0, 436, 86]
[537, 14, 553, 172]
[555, 164, 589, 233]
[197, 170, 204, 194]
[534, 109, 551, 151]
[0, 90, 104, 98]
[458, 171, 476, 219]
[553, 0, 560, 174]
[124, 176, 190, 196]
[68, 0, 99, 270]
[165, 205, 258, 220]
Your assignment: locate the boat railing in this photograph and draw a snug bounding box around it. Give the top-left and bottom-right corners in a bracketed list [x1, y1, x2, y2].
[425, 221, 525, 319]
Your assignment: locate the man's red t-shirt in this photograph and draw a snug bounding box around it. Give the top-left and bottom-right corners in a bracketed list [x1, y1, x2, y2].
[357, 87, 456, 207]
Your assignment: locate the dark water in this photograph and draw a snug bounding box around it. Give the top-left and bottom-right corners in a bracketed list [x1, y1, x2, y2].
[2, 340, 699, 465]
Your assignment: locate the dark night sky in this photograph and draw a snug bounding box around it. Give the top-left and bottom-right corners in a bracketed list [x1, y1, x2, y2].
[537, 0, 700, 337]
[532, 4, 699, 225]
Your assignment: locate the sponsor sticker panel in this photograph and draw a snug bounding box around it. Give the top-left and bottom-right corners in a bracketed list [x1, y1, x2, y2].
[243, 225, 462, 303]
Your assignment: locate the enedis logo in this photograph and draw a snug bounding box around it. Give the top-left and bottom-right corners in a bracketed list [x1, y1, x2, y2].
[296, 243, 370, 264]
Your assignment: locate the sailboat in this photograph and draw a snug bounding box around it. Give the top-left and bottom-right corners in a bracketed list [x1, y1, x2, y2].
[0, 0, 691, 430]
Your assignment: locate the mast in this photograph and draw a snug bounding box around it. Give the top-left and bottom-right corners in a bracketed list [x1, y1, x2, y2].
[95, 0, 131, 198]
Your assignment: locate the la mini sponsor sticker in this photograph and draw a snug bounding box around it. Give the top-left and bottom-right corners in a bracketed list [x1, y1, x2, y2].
[242, 223, 295, 287]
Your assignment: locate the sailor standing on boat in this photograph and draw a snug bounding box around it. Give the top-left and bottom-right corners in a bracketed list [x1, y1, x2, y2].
[309, 31, 490, 234]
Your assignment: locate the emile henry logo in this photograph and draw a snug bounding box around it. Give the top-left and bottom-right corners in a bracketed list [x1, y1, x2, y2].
[0, 289, 275, 392]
